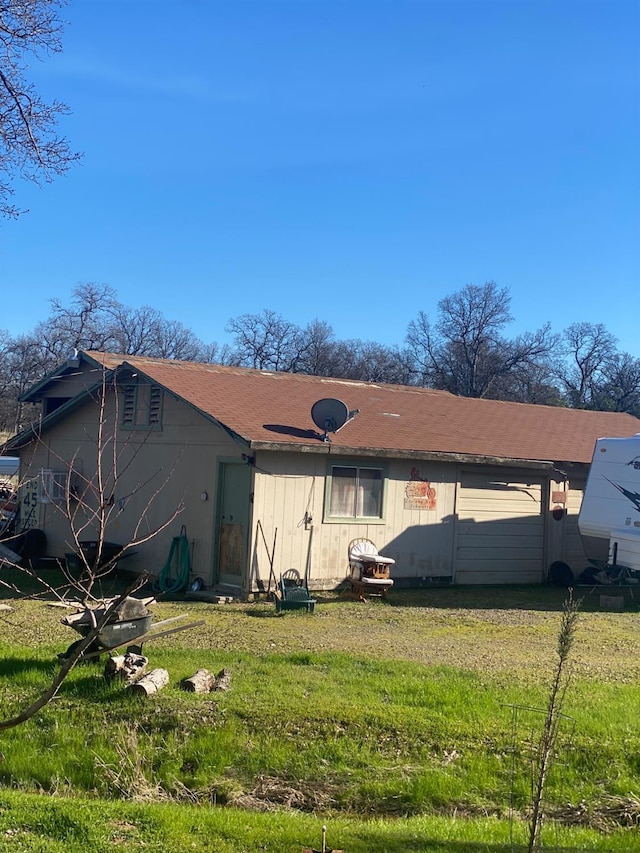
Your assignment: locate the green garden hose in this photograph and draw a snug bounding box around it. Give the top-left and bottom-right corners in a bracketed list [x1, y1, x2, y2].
[153, 527, 191, 594]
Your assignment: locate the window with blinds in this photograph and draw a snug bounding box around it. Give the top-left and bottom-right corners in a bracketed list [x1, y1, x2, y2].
[326, 464, 385, 521]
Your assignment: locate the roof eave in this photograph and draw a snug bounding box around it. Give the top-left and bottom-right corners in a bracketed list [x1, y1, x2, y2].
[18, 351, 107, 403]
[4, 386, 103, 451]
[249, 440, 557, 469]
[116, 362, 251, 451]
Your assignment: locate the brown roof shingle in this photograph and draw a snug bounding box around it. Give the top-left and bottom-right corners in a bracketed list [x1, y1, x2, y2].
[87, 352, 640, 465]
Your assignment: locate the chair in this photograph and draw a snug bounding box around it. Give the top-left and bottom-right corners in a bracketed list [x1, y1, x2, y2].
[348, 538, 395, 600]
[274, 568, 316, 613]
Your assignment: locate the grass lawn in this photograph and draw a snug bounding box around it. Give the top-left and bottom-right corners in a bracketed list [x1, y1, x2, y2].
[0, 572, 638, 851]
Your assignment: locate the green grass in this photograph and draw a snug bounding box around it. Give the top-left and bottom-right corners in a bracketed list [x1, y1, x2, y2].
[0, 790, 637, 852]
[0, 580, 639, 849]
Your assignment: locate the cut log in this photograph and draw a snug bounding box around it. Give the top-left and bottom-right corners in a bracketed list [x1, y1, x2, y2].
[180, 668, 216, 693]
[213, 667, 232, 691]
[104, 652, 148, 683]
[128, 667, 169, 696]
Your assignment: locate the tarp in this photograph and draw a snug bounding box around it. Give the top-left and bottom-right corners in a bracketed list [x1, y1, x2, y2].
[0, 457, 18, 478]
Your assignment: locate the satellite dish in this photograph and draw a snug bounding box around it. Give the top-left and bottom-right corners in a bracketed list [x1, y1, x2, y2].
[311, 398, 353, 442]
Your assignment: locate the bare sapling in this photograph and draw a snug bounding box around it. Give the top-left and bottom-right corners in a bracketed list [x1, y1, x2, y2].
[528, 590, 581, 852]
[0, 366, 185, 728]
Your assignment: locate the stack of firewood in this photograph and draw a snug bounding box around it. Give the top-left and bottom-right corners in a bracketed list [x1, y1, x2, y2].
[104, 654, 231, 697]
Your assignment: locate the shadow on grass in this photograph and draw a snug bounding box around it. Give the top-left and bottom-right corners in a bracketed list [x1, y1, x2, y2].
[375, 584, 611, 613]
[244, 586, 584, 614]
[0, 655, 60, 677]
[346, 834, 587, 853]
[2, 566, 629, 618]
[0, 566, 131, 602]
[243, 604, 283, 618]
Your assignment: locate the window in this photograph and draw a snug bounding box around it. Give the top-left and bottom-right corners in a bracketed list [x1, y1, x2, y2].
[327, 464, 384, 520]
[121, 381, 163, 430]
[38, 469, 69, 504]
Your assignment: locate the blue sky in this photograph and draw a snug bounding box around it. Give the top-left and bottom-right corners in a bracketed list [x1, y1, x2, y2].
[2, 0, 639, 356]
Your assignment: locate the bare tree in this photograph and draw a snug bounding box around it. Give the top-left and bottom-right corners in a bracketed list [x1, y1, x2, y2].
[106, 302, 216, 362]
[0, 331, 44, 432]
[225, 312, 415, 384]
[0, 0, 81, 217]
[294, 319, 337, 376]
[406, 282, 557, 399]
[44, 282, 122, 356]
[491, 358, 564, 406]
[484, 329, 561, 404]
[589, 351, 640, 416]
[225, 309, 305, 371]
[0, 368, 184, 729]
[0, 283, 222, 430]
[557, 322, 618, 409]
[327, 339, 414, 384]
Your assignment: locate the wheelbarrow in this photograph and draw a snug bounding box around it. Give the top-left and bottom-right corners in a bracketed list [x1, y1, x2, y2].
[59, 595, 204, 661]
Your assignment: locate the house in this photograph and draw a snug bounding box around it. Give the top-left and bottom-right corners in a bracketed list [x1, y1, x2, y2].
[5, 350, 640, 593]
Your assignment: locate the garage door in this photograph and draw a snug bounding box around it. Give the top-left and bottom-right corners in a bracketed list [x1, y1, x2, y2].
[455, 471, 545, 584]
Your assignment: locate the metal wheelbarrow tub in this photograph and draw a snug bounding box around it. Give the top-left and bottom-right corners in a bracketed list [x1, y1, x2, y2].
[59, 596, 205, 661]
[61, 596, 154, 652]
[67, 614, 153, 649]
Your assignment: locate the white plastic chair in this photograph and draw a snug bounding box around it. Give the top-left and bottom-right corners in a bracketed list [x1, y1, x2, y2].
[348, 538, 395, 600]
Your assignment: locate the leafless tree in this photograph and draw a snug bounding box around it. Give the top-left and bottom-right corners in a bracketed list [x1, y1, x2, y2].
[294, 319, 337, 377]
[0, 0, 81, 217]
[105, 302, 216, 362]
[588, 351, 640, 416]
[225, 309, 305, 371]
[0, 331, 43, 432]
[0, 368, 185, 729]
[44, 282, 122, 355]
[490, 356, 564, 406]
[0, 283, 222, 430]
[406, 282, 557, 399]
[327, 339, 414, 384]
[557, 322, 618, 409]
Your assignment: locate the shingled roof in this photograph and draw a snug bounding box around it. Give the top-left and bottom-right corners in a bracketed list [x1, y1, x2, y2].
[75, 351, 640, 467]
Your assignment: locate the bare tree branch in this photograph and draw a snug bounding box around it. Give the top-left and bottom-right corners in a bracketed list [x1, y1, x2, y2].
[0, 0, 81, 217]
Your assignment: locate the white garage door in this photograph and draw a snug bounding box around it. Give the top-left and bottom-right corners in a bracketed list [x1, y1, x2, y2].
[456, 471, 545, 584]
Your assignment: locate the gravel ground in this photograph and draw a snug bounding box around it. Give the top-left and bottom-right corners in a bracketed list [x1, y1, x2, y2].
[1, 580, 638, 685]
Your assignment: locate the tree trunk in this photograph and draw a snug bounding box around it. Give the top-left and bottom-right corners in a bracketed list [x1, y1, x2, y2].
[128, 668, 169, 696]
[104, 652, 148, 683]
[214, 667, 232, 691]
[180, 668, 216, 693]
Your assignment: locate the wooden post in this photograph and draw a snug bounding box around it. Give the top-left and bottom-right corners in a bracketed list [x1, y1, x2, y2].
[128, 668, 169, 696]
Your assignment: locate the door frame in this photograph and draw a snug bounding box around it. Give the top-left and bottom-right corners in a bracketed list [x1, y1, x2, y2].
[214, 457, 253, 589]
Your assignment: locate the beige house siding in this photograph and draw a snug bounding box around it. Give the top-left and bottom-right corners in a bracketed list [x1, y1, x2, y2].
[36, 360, 105, 412]
[17, 389, 244, 586]
[14, 365, 596, 592]
[454, 468, 546, 584]
[250, 453, 457, 590]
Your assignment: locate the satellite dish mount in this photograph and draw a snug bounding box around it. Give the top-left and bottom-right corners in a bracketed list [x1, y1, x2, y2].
[311, 398, 359, 443]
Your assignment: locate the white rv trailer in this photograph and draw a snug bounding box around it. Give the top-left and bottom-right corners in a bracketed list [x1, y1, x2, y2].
[578, 435, 640, 575]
